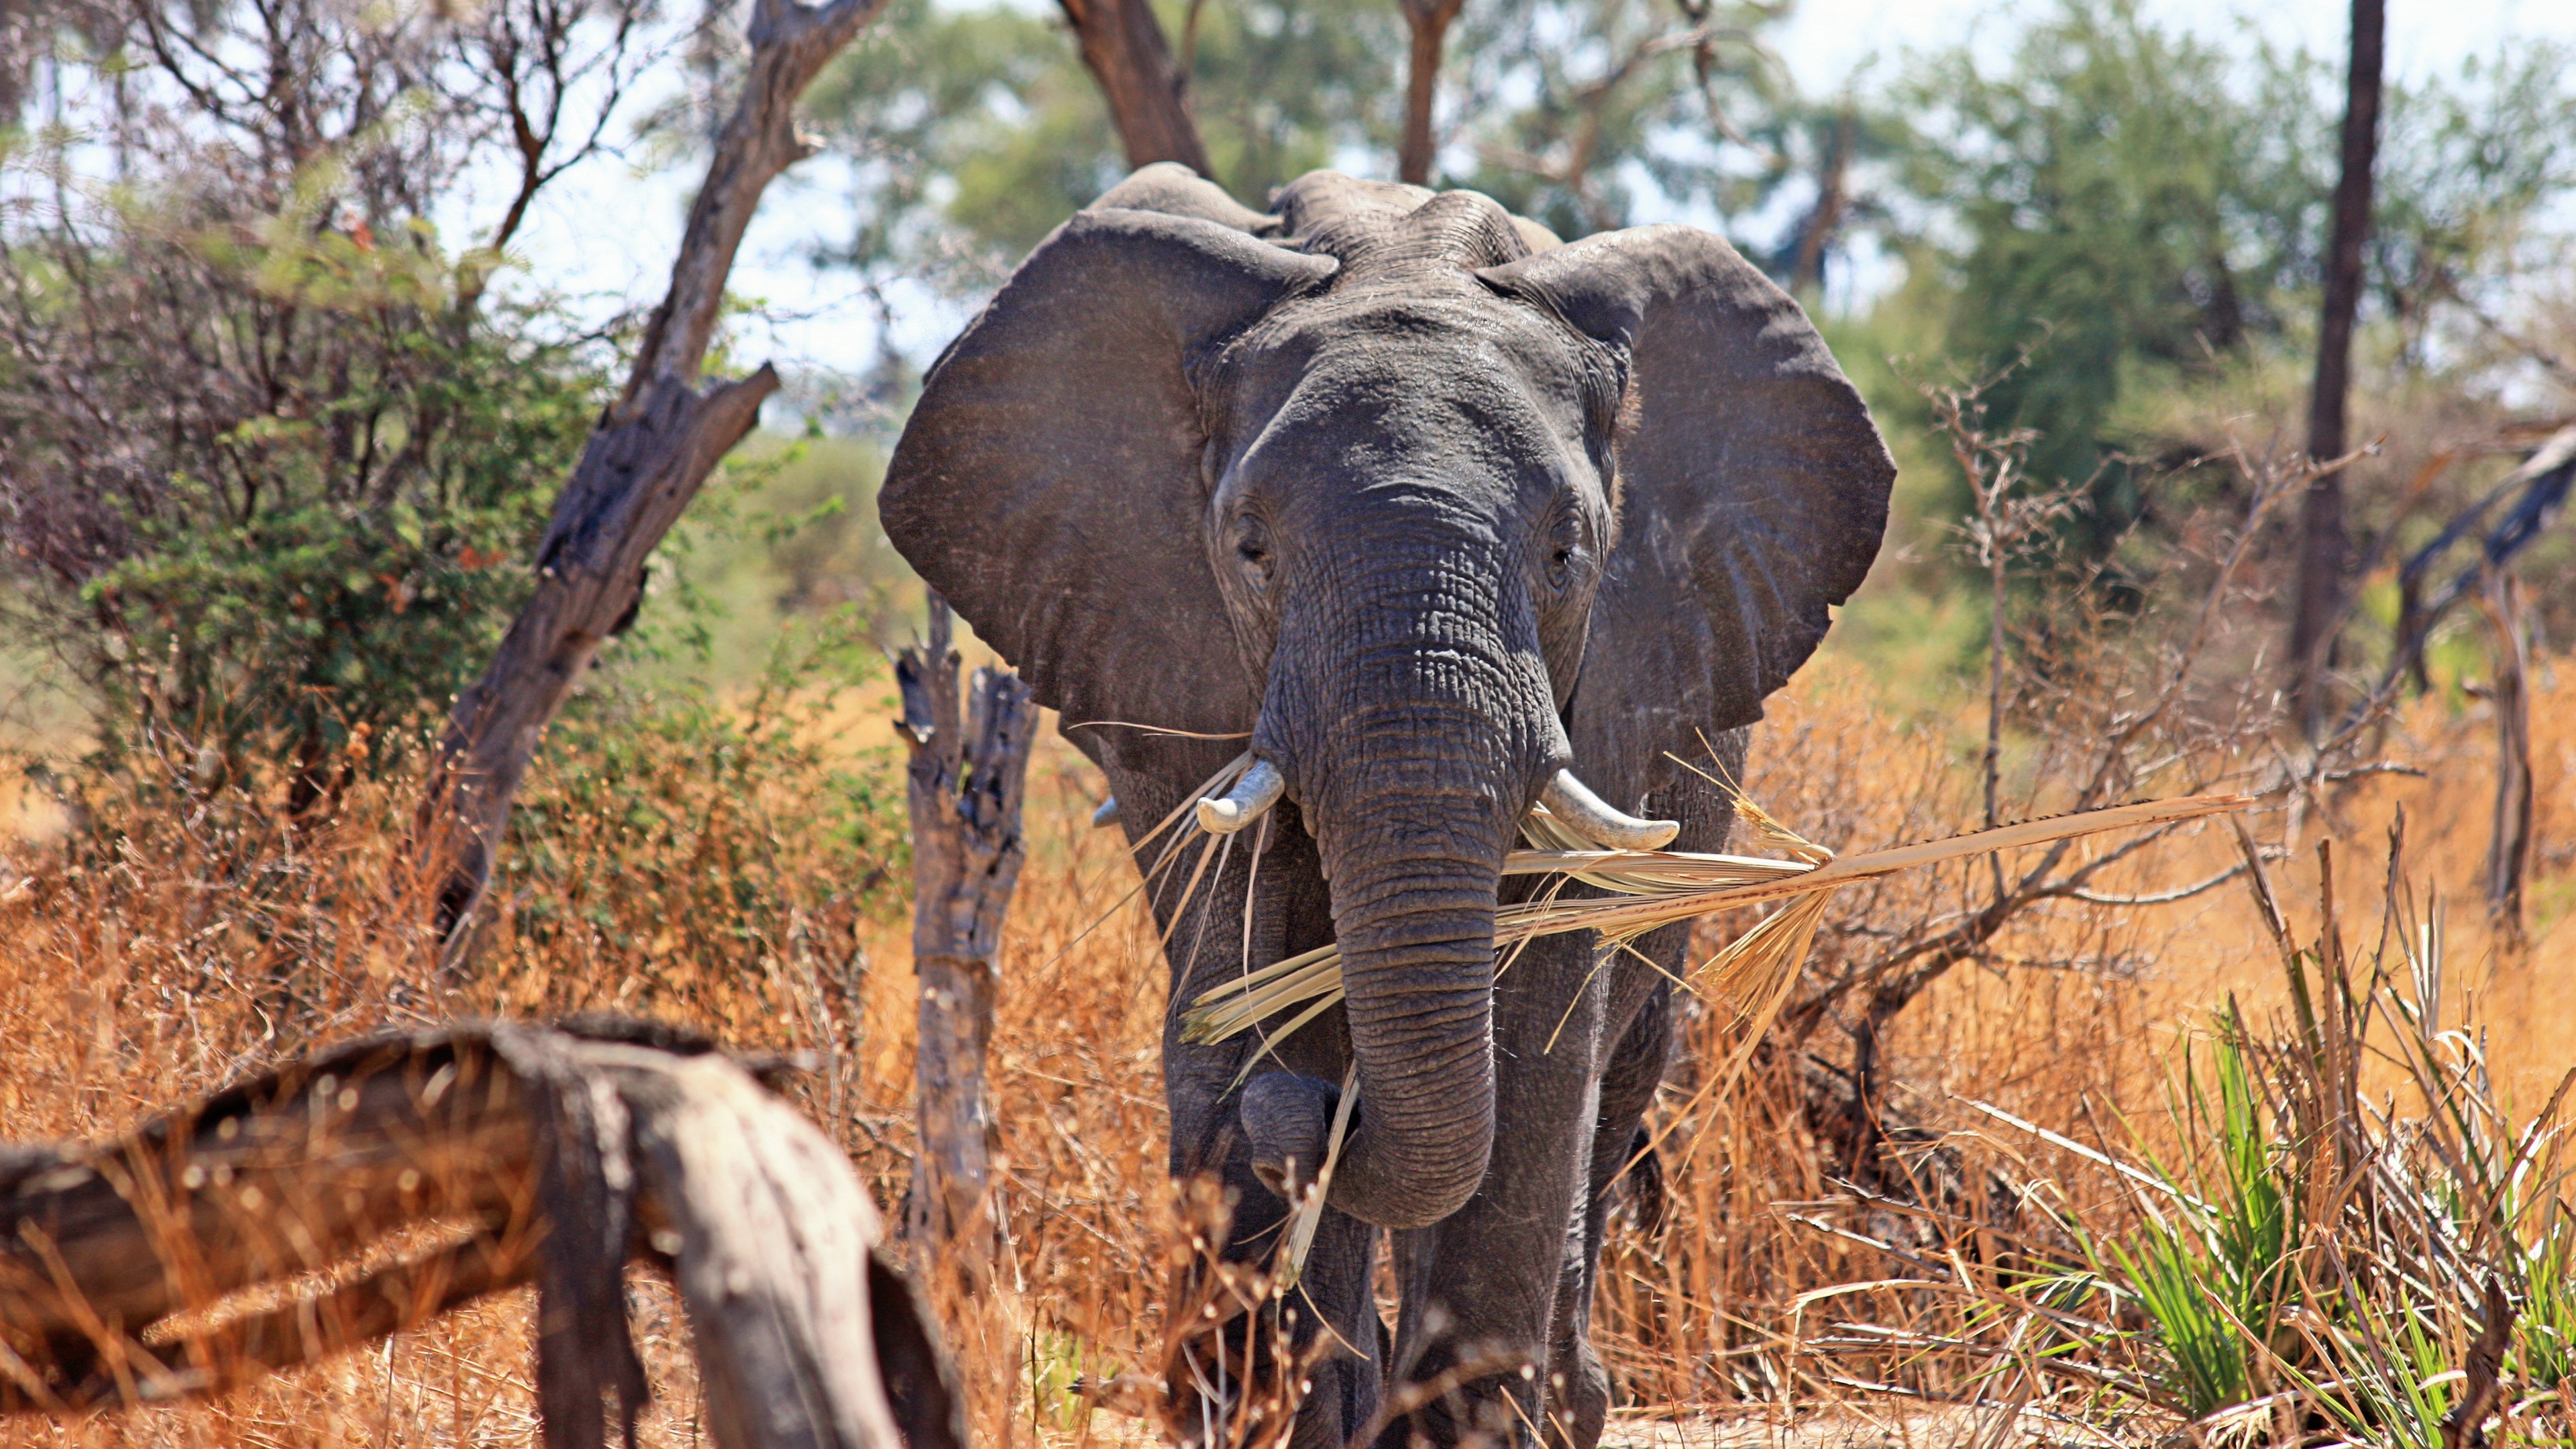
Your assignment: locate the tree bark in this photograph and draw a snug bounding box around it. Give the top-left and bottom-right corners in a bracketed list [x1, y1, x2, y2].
[1397, 0, 1464, 186]
[418, 0, 893, 955]
[2288, 0, 2383, 738]
[2477, 574, 2532, 941]
[896, 596, 1038, 1292]
[0, 1020, 964, 1449]
[1786, 110, 1856, 297]
[1058, 0, 1214, 177]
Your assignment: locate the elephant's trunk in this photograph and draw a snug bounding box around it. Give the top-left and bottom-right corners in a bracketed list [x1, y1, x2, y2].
[1250, 537, 1561, 1230]
[1306, 732, 1515, 1228]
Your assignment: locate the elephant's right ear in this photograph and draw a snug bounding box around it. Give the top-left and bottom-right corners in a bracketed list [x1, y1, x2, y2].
[880, 207, 1337, 743]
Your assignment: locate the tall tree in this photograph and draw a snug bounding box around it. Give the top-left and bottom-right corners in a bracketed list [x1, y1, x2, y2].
[1397, 0, 1465, 184]
[811, 0, 1399, 278]
[422, 0, 892, 947]
[0, 0, 658, 806]
[1783, 108, 1858, 295]
[1901, 3, 2335, 532]
[2288, 0, 2383, 737]
[1446, 0, 1792, 239]
[1057, 0, 1213, 176]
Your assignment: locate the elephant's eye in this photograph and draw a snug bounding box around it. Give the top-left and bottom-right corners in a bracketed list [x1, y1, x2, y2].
[1544, 511, 1586, 592]
[1234, 514, 1275, 588]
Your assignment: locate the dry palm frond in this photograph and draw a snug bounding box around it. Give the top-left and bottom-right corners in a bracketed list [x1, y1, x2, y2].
[1181, 794, 2251, 1060]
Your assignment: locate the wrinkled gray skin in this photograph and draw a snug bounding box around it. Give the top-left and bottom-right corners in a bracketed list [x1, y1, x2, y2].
[881, 166, 1894, 1449]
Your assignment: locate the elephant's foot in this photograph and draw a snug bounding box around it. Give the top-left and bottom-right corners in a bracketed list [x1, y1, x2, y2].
[1368, 1345, 1544, 1449]
[1165, 1164, 1385, 1449]
[1541, 1330, 1610, 1449]
[1285, 1307, 1387, 1449]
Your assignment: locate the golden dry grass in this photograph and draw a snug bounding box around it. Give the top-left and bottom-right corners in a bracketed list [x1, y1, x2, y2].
[0, 649, 2567, 1448]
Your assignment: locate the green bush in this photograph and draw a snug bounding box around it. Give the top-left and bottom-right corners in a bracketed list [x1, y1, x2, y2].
[1976, 844, 2576, 1445]
[74, 310, 606, 804]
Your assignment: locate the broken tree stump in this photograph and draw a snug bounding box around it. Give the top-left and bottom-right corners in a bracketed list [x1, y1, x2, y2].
[0, 1019, 961, 1449]
[896, 594, 1038, 1290]
[2478, 572, 2534, 941]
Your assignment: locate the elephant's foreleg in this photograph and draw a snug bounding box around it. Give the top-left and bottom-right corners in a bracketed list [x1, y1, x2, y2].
[1545, 973, 1675, 1449]
[1540, 759, 1732, 1449]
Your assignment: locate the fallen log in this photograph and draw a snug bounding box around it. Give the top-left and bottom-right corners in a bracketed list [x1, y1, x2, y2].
[0, 1019, 961, 1449]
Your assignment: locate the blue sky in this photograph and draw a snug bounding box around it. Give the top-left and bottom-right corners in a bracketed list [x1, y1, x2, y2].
[485, 0, 2576, 384]
[1776, 0, 2576, 97]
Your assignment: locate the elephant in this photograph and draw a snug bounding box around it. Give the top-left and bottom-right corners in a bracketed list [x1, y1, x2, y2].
[879, 164, 1894, 1449]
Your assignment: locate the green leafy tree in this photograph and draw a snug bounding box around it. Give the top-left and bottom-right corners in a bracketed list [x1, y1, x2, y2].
[1444, 0, 1790, 240]
[0, 0, 659, 806]
[806, 0, 1810, 287]
[810, 0, 1124, 282]
[2369, 46, 2576, 360]
[1896, 0, 2576, 556]
[810, 0, 1403, 285]
[1900, 1, 2335, 514]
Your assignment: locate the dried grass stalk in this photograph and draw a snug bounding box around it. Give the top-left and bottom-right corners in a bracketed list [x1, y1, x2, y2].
[1181, 793, 2251, 1057]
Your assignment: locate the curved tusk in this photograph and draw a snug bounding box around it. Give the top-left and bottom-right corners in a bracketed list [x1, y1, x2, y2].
[1091, 795, 1122, 829]
[1540, 769, 1680, 851]
[1197, 758, 1286, 835]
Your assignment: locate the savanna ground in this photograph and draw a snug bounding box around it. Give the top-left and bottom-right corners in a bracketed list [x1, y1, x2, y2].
[1, 627, 2568, 1449]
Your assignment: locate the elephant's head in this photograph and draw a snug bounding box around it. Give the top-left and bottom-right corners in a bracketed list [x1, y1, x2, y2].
[880, 166, 1894, 1230]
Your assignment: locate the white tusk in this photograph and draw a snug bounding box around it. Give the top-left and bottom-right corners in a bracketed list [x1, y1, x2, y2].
[1091, 796, 1122, 828]
[1197, 759, 1286, 835]
[1540, 769, 1679, 851]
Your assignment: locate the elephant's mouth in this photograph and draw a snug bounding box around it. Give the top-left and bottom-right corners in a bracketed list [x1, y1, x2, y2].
[1195, 758, 1675, 852]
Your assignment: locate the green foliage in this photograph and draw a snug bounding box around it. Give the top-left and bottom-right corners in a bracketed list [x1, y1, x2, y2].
[2369, 42, 2576, 347]
[0, 0, 665, 794]
[1892, 0, 2576, 559]
[628, 431, 919, 687]
[74, 297, 606, 794]
[2095, 1020, 2303, 1416]
[492, 609, 908, 997]
[1900, 0, 2332, 513]
[810, 0, 1403, 281]
[812, 0, 1124, 276]
[1179, 0, 1403, 201]
[1985, 865, 2576, 1442]
[808, 0, 1794, 277]
[1444, 0, 1789, 240]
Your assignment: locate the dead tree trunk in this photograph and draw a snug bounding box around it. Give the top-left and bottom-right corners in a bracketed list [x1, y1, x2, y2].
[0, 1020, 963, 1449]
[418, 0, 893, 956]
[1397, 0, 1464, 186]
[2478, 574, 2533, 941]
[896, 596, 1038, 1291]
[2288, 0, 2384, 738]
[1786, 111, 1858, 297]
[1058, 0, 1214, 177]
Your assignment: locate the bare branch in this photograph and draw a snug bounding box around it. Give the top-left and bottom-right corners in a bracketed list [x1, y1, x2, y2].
[421, 0, 892, 949]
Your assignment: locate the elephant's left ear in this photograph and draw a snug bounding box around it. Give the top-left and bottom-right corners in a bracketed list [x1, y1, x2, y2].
[1476, 225, 1895, 795]
[881, 205, 1338, 754]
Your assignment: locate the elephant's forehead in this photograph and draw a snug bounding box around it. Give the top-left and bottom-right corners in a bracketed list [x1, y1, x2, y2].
[1216, 307, 1599, 516]
[1241, 282, 1591, 411]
